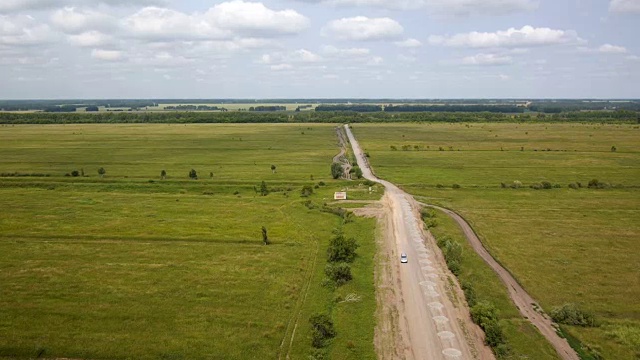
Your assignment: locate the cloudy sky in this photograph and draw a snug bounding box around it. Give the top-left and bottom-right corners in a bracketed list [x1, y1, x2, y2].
[1, 0, 639, 99]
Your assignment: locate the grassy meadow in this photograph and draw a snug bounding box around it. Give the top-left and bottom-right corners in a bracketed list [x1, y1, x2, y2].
[0, 124, 379, 359]
[353, 123, 640, 359]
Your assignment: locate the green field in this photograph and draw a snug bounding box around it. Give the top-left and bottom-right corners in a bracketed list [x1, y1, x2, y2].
[0, 124, 379, 359]
[354, 123, 640, 359]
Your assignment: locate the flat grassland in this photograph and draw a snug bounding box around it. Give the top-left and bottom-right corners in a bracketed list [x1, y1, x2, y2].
[0, 124, 379, 359]
[353, 123, 640, 359]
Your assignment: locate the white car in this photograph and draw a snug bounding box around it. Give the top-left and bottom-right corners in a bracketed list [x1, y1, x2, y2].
[400, 253, 408, 263]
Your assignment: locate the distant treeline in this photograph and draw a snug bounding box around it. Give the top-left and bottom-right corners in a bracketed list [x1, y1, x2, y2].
[1, 109, 637, 124]
[384, 104, 525, 113]
[316, 105, 383, 112]
[249, 106, 286, 112]
[529, 100, 640, 113]
[3, 99, 639, 113]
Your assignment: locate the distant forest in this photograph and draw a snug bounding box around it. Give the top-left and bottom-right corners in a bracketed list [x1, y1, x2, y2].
[1, 109, 637, 124]
[1, 99, 639, 113]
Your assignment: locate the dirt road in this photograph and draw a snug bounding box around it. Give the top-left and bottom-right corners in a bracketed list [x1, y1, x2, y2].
[422, 205, 579, 360]
[344, 125, 493, 360]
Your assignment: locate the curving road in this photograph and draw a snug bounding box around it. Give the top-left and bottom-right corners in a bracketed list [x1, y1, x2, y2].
[344, 125, 490, 360]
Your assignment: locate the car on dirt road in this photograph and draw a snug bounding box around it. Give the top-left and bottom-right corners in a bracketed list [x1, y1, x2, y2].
[401, 253, 408, 263]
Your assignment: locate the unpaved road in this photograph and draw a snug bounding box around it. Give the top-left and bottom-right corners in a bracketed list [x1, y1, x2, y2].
[422, 205, 579, 360]
[345, 125, 493, 360]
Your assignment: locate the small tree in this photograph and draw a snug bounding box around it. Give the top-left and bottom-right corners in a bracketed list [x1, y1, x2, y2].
[611, 145, 617, 152]
[97, 167, 106, 178]
[260, 181, 268, 196]
[209, 172, 214, 178]
[353, 166, 363, 179]
[327, 232, 359, 263]
[309, 314, 336, 348]
[161, 170, 167, 180]
[331, 162, 343, 179]
[271, 165, 277, 174]
[262, 226, 270, 245]
[189, 169, 197, 180]
[301, 185, 314, 197]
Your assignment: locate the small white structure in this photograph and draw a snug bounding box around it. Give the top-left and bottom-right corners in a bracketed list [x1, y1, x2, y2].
[334, 192, 347, 200]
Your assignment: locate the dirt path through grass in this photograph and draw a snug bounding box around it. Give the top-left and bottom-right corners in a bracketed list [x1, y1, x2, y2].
[422, 204, 580, 360]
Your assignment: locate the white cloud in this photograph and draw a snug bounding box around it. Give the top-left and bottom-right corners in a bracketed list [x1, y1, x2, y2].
[0, 0, 166, 13]
[0, 15, 55, 46]
[395, 38, 422, 48]
[259, 49, 322, 65]
[123, 2, 309, 41]
[609, 0, 640, 14]
[204, 1, 309, 37]
[578, 44, 629, 54]
[123, 7, 227, 40]
[50, 7, 115, 34]
[0, 0, 63, 13]
[462, 53, 513, 65]
[68, 31, 113, 47]
[627, 55, 640, 61]
[292, 49, 322, 62]
[291, 0, 536, 15]
[321, 45, 370, 57]
[429, 25, 581, 48]
[323, 16, 403, 41]
[91, 48, 123, 61]
[598, 43, 627, 53]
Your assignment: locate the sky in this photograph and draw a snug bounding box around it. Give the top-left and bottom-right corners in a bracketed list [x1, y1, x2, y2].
[0, 0, 639, 99]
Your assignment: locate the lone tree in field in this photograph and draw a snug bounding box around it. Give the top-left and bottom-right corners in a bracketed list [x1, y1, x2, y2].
[271, 165, 277, 174]
[189, 169, 198, 180]
[611, 146, 617, 152]
[98, 167, 106, 178]
[262, 226, 270, 245]
[260, 181, 269, 196]
[209, 172, 214, 178]
[331, 162, 343, 179]
[161, 170, 167, 180]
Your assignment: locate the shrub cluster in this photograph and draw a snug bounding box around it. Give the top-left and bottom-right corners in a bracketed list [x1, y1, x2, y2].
[470, 302, 507, 350]
[530, 181, 562, 190]
[309, 313, 336, 348]
[550, 304, 598, 327]
[436, 235, 463, 276]
[0, 172, 50, 177]
[420, 208, 438, 229]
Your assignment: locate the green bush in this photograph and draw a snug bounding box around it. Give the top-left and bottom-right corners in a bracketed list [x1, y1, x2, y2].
[310, 313, 336, 348]
[461, 281, 477, 307]
[331, 162, 343, 179]
[324, 262, 352, 286]
[550, 304, 598, 327]
[301, 185, 314, 197]
[327, 233, 359, 263]
[470, 301, 506, 348]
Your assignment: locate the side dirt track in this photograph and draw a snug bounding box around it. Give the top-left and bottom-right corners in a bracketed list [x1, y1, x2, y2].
[422, 205, 579, 360]
[344, 125, 493, 360]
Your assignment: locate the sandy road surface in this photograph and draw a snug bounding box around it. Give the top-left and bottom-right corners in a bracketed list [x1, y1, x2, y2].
[345, 125, 493, 360]
[422, 205, 579, 360]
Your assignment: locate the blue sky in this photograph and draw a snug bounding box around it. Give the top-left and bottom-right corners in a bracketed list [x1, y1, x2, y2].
[0, 0, 639, 99]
